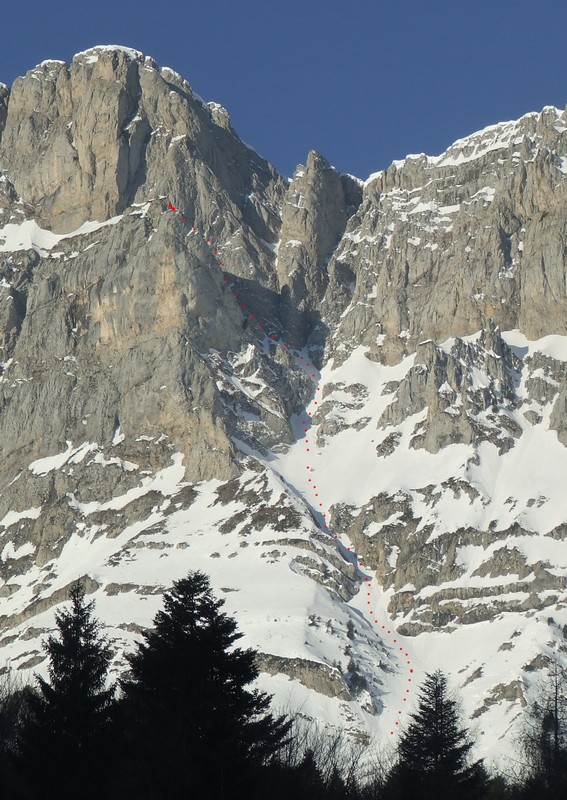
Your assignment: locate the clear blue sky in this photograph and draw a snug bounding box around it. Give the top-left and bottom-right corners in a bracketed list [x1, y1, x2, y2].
[1, 0, 566, 179]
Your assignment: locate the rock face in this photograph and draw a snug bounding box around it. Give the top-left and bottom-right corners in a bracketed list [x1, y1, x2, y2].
[0, 45, 566, 767]
[0, 49, 284, 237]
[276, 151, 362, 348]
[324, 107, 567, 366]
[0, 46, 293, 485]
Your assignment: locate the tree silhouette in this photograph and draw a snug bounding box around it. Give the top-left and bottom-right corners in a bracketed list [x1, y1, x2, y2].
[116, 570, 292, 799]
[16, 582, 116, 799]
[0, 670, 36, 797]
[386, 669, 487, 800]
[521, 660, 567, 800]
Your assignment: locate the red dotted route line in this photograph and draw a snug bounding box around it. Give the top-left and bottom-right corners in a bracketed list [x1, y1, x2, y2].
[166, 201, 413, 734]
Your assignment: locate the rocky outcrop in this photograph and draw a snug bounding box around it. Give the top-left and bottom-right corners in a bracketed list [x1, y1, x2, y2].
[0, 47, 295, 488]
[276, 152, 362, 348]
[0, 49, 286, 240]
[255, 652, 351, 700]
[378, 323, 522, 454]
[322, 106, 567, 366]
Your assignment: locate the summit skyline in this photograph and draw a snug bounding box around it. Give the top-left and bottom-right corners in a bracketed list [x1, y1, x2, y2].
[1, 0, 566, 179]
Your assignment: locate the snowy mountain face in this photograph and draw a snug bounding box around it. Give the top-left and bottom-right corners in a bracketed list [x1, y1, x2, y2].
[0, 44, 566, 769]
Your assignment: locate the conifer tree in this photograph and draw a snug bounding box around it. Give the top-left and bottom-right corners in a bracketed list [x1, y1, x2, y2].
[521, 660, 567, 800]
[326, 763, 349, 799]
[16, 582, 116, 800]
[116, 570, 292, 799]
[0, 670, 35, 797]
[386, 669, 487, 800]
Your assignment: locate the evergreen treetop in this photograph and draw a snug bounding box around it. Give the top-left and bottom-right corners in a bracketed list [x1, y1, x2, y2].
[387, 669, 487, 800]
[16, 581, 116, 799]
[117, 570, 292, 799]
